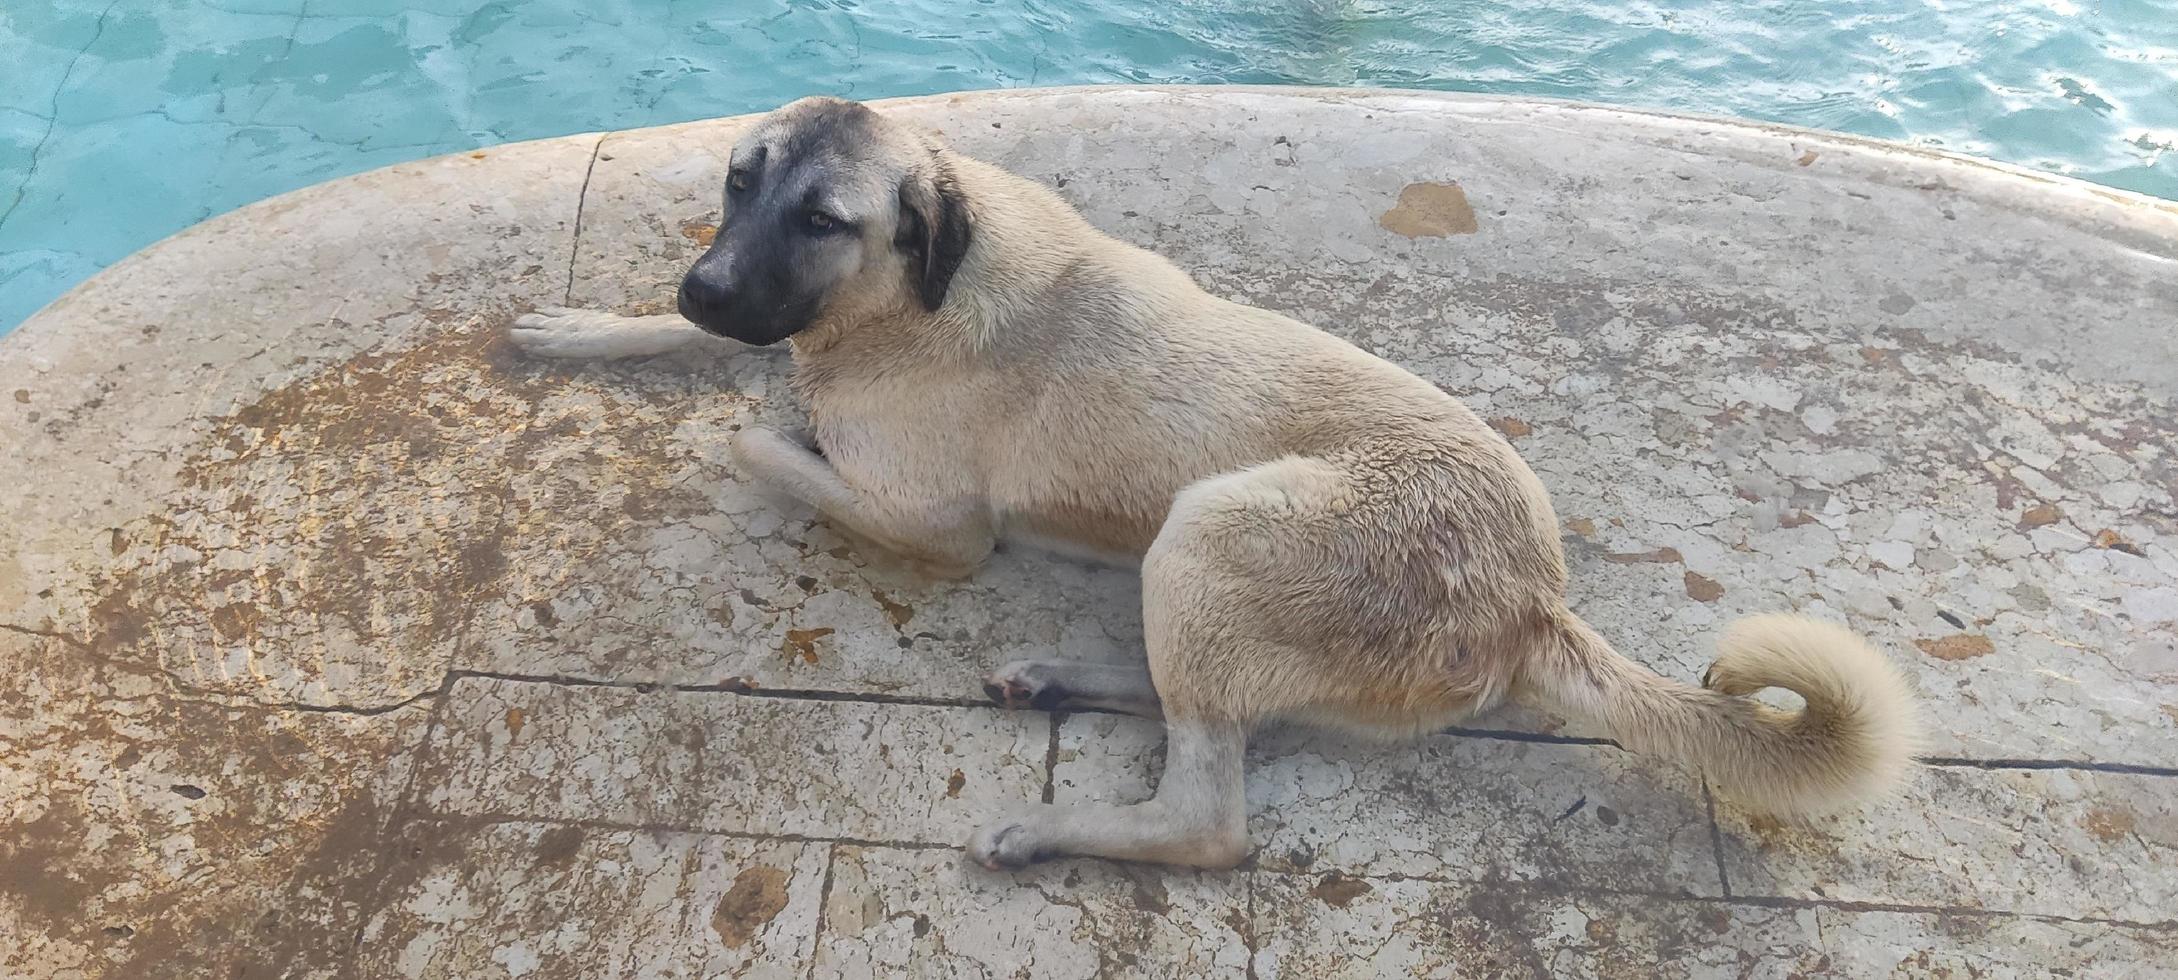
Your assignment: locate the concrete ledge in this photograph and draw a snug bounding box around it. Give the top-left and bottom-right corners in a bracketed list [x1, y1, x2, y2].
[4, 87, 2175, 977]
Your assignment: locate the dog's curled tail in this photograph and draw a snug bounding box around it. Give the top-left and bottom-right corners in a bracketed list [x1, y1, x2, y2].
[1521, 611, 1919, 818]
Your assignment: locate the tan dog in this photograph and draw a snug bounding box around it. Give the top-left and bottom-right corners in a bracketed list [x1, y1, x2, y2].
[511, 96, 1919, 870]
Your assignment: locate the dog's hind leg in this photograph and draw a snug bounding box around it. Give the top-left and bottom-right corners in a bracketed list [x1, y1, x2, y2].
[964, 561, 1253, 867]
[968, 717, 1247, 869]
[982, 660, 1160, 717]
[967, 466, 1336, 870]
[967, 454, 1455, 870]
[508, 307, 712, 359]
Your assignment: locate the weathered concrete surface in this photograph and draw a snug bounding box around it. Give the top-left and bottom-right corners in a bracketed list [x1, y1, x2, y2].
[418, 679, 1048, 843]
[0, 134, 600, 711]
[1250, 875, 2178, 978]
[1718, 762, 2178, 921]
[0, 629, 431, 978]
[356, 822, 830, 978]
[4, 87, 2176, 976]
[813, 848, 1250, 979]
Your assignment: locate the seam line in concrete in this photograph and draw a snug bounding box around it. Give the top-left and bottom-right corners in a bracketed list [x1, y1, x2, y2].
[435, 670, 2178, 777]
[1918, 755, 2178, 778]
[408, 810, 963, 853]
[1681, 891, 2178, 932]
[1702, 781, 1732, 897]
[346, 805, 2178, 933]
[21, 637, 2178, 778]
[447, 667, 1003, 709]
[1249, 868, 2178, 932]
[1440, 724, 1613, 746]
[1446, 720, 2178, 777]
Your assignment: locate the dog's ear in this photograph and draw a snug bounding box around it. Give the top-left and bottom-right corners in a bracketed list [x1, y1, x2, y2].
[895, 164, 973, 311]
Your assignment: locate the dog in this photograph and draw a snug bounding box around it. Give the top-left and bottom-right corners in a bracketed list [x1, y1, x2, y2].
[510, 96, 1919, 870]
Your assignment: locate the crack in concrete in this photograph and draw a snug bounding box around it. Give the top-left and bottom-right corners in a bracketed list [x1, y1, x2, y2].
[1041, 712, 1061, 804]
[236, 0, 309, 130]
[0, 0, 121, 236]
[802, 843, 839, 980]
[0, 620, 91, 648]
[1240, 873, 1261, 980]
[564, 134, 605, 304]
[280, 686, 441, 717]
[340, 667, 481, 975]
[3, 619, 448, 718]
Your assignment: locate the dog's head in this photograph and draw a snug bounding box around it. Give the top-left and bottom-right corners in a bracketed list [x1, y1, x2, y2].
[677, 97, 973, 346]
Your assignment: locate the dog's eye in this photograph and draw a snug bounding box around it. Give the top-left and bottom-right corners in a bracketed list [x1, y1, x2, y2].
[728, 171, 752, 193]
[806, 211, 837, 232]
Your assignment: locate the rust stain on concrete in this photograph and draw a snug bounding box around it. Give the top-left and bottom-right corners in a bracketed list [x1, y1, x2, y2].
[1916, 634, 1996, 661]
[1379, 182, 1478, 237]
[712, 865, 790, 948]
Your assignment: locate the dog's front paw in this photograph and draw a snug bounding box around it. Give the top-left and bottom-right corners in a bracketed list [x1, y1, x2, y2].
[510, 306, 695, 359]
[729, 426, 807, 474]
[508, 306, 620, 357]
[967, 813, 1049, 871]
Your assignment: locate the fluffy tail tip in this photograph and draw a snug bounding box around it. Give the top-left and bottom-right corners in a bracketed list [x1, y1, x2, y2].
[1703, 613, 1923, 817]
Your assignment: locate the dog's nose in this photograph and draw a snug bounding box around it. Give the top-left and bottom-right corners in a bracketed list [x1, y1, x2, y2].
[677, 271, 738, 327]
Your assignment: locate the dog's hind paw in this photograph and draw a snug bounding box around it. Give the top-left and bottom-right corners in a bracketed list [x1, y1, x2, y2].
[966, 816, 1045, 871]
[980, 661, 1066, 711]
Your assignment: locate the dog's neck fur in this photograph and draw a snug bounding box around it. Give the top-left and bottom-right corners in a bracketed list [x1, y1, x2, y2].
[936, 154, 1104, 351]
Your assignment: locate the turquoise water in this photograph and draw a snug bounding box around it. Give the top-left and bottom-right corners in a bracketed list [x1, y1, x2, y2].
[3, 1, 2174, 333]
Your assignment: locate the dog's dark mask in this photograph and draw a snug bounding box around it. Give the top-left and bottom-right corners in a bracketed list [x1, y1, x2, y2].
[676, 140, 832, 346]
[676, 99, 971, 346]
[677, 241, 822, 347]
